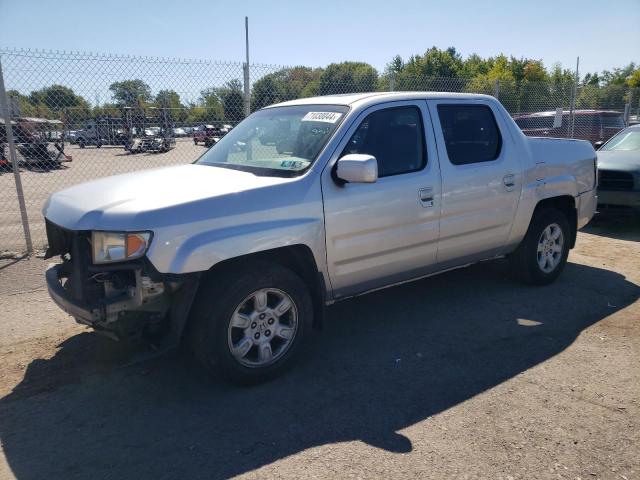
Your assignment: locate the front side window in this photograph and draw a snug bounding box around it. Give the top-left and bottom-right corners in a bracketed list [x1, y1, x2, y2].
[341, 106, 426, 177]
[437, 104, 502, 165]
[197, 104, 348, 176]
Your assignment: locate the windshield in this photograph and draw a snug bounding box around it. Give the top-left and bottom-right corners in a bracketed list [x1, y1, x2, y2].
[601, 129, 640, 152]
[196, 104, 349, 176]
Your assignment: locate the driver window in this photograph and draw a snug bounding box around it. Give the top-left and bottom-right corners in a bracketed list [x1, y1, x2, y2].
[341, 106, 426, 177]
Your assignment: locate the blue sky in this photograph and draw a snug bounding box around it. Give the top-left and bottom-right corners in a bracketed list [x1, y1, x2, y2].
[1, 0, 638, 75]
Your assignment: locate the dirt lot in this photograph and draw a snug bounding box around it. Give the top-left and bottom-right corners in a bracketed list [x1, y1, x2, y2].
[0, 214, 638, 480]
[0, 139, 203, 252]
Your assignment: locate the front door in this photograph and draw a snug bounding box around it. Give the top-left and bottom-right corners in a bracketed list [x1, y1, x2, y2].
[321, 101, 441, 299]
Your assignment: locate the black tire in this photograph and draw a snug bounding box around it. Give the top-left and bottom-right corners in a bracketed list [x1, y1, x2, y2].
[509, 208, 571, 285]
[78, 139, 86, 149]
[190, 261, 313, 385]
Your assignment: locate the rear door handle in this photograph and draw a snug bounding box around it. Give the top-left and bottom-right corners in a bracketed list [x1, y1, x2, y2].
[503, 174, 515, 191]
[418, 187, 434, 207]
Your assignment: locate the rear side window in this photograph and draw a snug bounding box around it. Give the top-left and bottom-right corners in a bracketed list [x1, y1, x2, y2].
[602, 115, 625, 129]
[437, 105, 502, 165]
[515, 116, 554, 129]
[341, 106, 426, 177]
[574, 115, 598, 128]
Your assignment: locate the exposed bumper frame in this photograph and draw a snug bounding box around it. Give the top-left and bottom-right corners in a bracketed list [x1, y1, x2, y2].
[46, 264, 103, 325]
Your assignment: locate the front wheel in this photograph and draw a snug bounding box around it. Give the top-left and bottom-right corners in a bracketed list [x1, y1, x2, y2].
[190, 262, 313, 385]
[509, 208, 571, 285]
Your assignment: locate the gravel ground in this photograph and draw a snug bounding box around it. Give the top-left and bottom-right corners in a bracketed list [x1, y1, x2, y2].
[0, 139, 203, 252]
[0, 214, 638, 480]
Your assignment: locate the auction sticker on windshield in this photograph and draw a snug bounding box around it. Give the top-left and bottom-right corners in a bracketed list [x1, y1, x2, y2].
[302, 112, 343, 123]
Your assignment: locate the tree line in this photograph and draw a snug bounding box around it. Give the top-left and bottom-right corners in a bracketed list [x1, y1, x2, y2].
[7, 47, 640, 125]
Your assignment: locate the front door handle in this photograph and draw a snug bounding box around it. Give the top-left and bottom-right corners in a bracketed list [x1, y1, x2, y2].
[418, 187, 434, 207]
[503, 174, 515, 191]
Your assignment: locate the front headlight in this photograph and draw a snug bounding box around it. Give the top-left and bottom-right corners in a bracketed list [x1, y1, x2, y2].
[91, 231, 152, 264]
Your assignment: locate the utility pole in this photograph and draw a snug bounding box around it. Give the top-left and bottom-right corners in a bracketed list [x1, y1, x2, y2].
[243, 16, 250, 118]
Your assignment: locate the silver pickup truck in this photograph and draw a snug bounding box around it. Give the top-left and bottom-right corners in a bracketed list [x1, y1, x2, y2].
[43, 92, 597, 384]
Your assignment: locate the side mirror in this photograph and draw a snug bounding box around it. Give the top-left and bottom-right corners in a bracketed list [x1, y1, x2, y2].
[593, 141, 604, 150]
[335, 154, 378, 184]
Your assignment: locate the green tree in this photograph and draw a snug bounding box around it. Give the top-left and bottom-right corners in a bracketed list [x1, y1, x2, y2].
[251, 67, 323, 111]
[318, 62, 378, 95]
[28, 85, 89, 114]
[626, 69, 640, 88]
[194, 88, 225, 123]
[218, 79, 245, 122]
[461, 53, 491, 78]
[155, 89, 186, 123]
[109, 79, 152, 107]
[6, 90, 40, 117]
[395, 47, 464, 91]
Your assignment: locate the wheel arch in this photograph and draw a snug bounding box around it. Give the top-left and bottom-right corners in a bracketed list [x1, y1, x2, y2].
[533, 195, 578, 248]
[176, 245, 326, 345]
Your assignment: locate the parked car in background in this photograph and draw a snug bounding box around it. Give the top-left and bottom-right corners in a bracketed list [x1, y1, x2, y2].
[66, 130, 78, 144]
[11, 117, 71, 168]
[193, 125, 214, 145]
[596, 125, 640, 212]
[43, 92, 597, 384]
[194, 124, 230, 146]
[141, 127, 176, 153]
[74, 118, 128, 148]
[514, 110, 626, 146]
[173, 127, 187, 137]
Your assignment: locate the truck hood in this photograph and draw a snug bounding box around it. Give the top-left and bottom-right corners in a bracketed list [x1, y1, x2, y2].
[597, 150, 640, 172]
[43, 164, 295, 231]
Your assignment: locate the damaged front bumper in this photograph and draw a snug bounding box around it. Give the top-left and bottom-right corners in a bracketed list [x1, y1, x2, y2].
[46, 263, 166, 328]
[43, 220, 199, 344]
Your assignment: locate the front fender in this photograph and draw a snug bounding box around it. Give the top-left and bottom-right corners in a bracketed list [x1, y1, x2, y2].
[164, 217, 324, 273]
[147, 212, 325, 274]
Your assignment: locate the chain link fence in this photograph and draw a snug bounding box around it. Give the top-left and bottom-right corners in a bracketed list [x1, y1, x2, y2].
[1, 48, 638, 253]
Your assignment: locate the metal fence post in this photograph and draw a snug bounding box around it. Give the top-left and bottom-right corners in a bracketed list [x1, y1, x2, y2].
[493, 79, 500, 99]
[243, 17, 251, 118]
[389, 72, 396, 92]
[0, 57, 33, 253]
[243, 63, 250, 117]
[568, 57, 579, 139]
[624, 89, 633, 126]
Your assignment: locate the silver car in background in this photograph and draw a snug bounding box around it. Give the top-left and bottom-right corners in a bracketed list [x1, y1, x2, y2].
[597, 125, 640, 212]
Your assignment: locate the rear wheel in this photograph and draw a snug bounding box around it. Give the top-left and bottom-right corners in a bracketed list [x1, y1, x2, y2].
[190, 262, 312, 385]
[509, 208, 571, 285]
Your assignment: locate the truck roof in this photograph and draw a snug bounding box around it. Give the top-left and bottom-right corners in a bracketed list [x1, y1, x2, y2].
[268, 91, 495, 108]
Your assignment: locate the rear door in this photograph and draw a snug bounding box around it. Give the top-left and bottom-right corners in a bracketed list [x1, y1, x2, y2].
[427, 99, 522, 265]
[321, 101, 441, 299]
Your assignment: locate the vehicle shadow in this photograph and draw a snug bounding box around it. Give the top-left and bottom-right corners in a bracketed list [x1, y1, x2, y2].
[1, 260, 638, 479]
[584, 211, 640, 242]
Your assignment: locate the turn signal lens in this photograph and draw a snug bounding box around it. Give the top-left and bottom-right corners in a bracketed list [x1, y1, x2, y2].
[126, 233, 148, 258]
